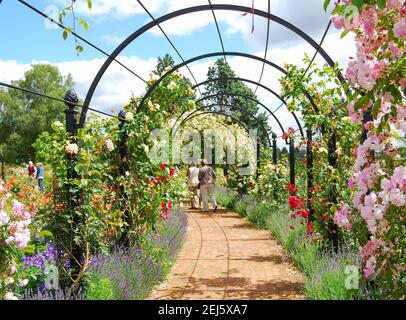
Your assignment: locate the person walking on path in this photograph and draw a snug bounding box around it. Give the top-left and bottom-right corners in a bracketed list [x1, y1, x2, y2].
[27, 161, 36, 185]
[186, 161, 200, 210]
[36, 162, 44, 192]
[198, 159, 217, 213]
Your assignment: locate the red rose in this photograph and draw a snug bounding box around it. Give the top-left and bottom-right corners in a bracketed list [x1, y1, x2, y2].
[321, 214, 328, 220]
[169, 168, 175, 176]
[301, 210, 309, 219]
[160, 164, 167, 170]
[303, 158, 308, 164]
[307, 223, 313, 233]
[287, 183, 297, 195]
[289, 196, 298, 209]
[289, 225, 295, 230]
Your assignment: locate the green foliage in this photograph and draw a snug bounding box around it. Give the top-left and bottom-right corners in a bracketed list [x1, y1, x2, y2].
[0, 64, 73, 163]
[84, 274, 114, 300]
[153, 54, 176, 76]
[204, 59, 271, 142]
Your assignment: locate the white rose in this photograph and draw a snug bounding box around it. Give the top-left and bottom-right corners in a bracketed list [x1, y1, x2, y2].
[125, 112, 134, 121]
[4, 292, 18, 300]
[65, 143, 79, 155]
[19, 279, 29, 287]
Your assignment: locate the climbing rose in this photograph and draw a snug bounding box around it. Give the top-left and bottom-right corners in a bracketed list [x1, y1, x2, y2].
[394, 16, 406, 39]
[4, 292, 18, 300]
[65, 143, 79, 155]
[334, 204, 352, 231]
[169, 168, 175, 176]
[105, 139, 114, 152]
[125, 112, 134, 121]
[160, 164, 167, 170]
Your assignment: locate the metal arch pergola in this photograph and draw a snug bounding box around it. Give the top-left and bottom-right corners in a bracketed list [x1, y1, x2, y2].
[137, 52, 320, 118]
[194, 92, 304, 138]
[80, 4, 344, 128]
[173, 95, 288, 142]
[178, 103, 273, 148]
[0, 0, 348, 271]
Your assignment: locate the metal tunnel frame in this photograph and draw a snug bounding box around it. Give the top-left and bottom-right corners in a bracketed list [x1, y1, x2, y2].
[81, 4, 344, 128]
[194, 92, 304, 138]
[178, 104, 273, 148]
[138, 52, 319, 116]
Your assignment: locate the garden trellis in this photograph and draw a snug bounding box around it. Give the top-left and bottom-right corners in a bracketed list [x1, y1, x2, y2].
[0, 0, 345, 210]
[0, 0, 362, 292]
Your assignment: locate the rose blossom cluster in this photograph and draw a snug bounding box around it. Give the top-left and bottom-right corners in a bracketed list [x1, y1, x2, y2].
[105, 139, 114, 152]
[65, 143, 79, 155]
[4, 200, 31, 250]
[1, 186, 32, 300]
[331, 1, 406, 281]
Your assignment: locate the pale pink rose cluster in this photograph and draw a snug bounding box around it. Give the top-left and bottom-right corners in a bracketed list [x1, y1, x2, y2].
[331, 0, 405, 285]
[65, 143, 79, 155]
[4, 200, 31, 250]
[333, 203, 352, 230]
[332, 3, 405, 91]
[361, 237, 383, 278]
[105, 139, 114, 152]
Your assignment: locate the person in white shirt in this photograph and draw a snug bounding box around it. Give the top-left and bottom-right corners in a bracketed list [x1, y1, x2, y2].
[186, 161, 200, 209]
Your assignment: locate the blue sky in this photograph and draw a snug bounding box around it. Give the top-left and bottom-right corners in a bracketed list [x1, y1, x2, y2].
[0, 0, 356, 138]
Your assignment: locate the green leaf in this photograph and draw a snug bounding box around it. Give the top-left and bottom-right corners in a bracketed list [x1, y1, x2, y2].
[62, 30, 68, 40]
[354, 94, 371, 111]
[377, 0, 386, 9]
[87, 0, 92, 9]
[324, 0, 331, 12]
[76, 45, 84, 53]
[340, 29, 350, 39]
[352, 0, 364, 12]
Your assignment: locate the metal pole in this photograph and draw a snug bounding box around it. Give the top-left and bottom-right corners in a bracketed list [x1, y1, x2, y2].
[1, 157, 5, 182]
[118, 110, 131, 246]
[361, 108, 373, 144]
[64, 89, 82, 283]
[289, 138, 295, 185]
[306, 129, 314, 219]
[272, 133, 277, 165]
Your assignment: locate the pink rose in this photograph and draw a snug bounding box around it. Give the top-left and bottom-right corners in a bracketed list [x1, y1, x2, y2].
[394, 17, 406, 39]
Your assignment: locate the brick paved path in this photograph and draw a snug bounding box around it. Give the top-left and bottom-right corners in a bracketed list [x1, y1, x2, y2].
[149, 208, 304, 300]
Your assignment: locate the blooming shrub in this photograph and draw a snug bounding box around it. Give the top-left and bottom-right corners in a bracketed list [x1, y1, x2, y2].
[326, 0, 406, 298]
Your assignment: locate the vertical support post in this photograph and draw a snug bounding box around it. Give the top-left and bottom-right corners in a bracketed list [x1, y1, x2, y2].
[327, 131, 339, 250]
[272, 133, 277, 165]
[256, 140, 260, 174]
[1, 156, 5, 182]
[306, 129, 314, 219]
[289, 138, 295, 185]
[361, 108, 373, 144]
[118, 110, 131, 246]
[64, 89, 82, 283]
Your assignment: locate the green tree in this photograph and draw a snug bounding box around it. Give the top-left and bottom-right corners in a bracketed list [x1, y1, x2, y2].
[0, 64, 73, 163]
[203, 59, 270, 142]
[153, 54, 176, 76]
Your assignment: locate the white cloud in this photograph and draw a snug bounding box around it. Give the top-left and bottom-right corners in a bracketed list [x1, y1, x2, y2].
[100, 34, 125, 45]
[52, 0, 333, 48]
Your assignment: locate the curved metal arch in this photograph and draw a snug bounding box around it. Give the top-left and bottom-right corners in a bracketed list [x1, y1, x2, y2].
[180, 110, 269, 148]
[138, 52, 319, 115]
[180, 110, 249, 133]
[193, 77, 286, 104]
[195, 92, 304, 138]
[81, 4, 343, 128]
[180, 104, 273, 147]
[175, 96, 285, 139]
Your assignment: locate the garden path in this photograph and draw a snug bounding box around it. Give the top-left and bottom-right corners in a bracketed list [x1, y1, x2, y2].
[149, 208, 304, 300]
